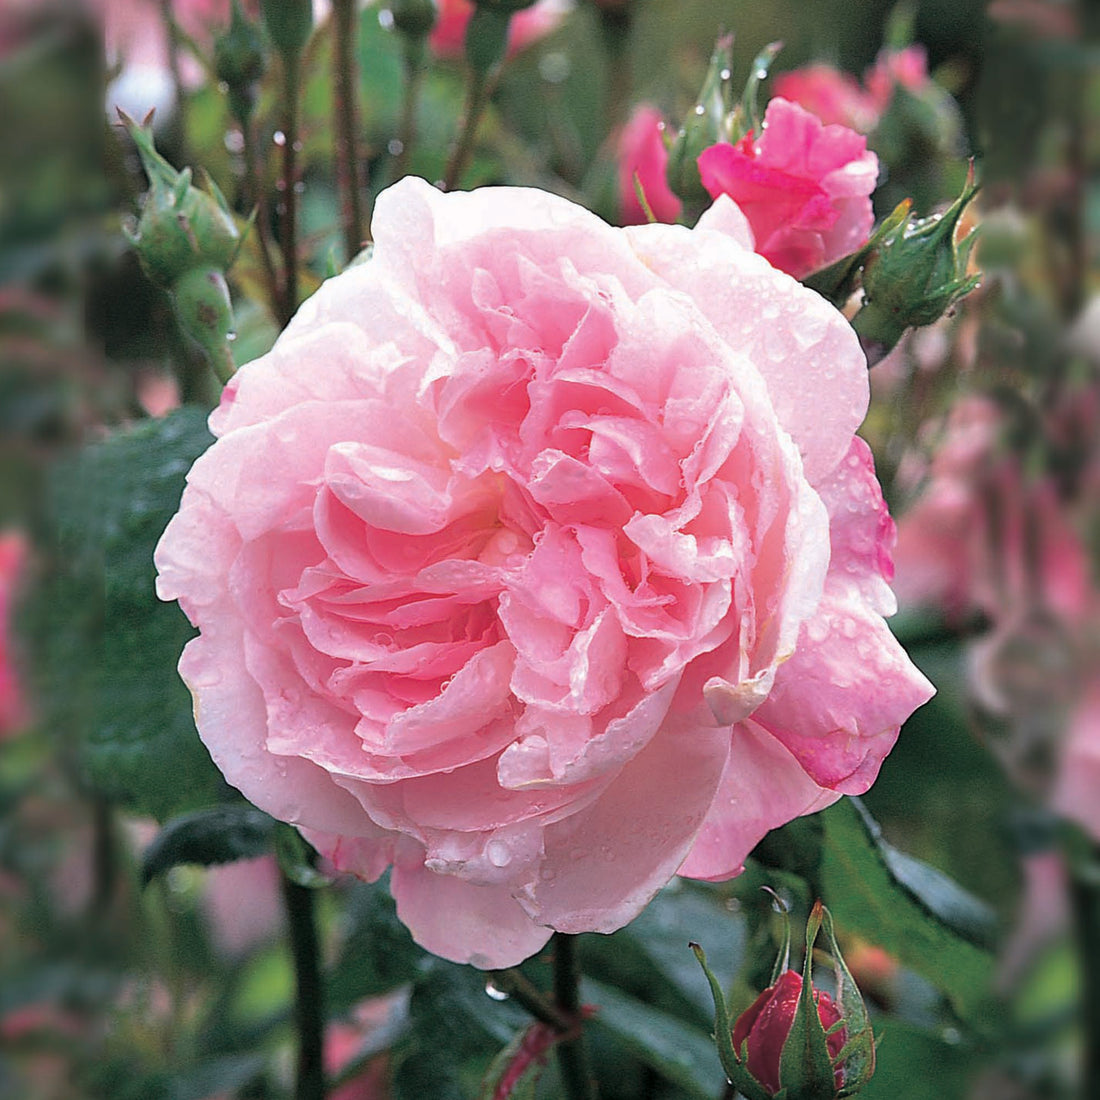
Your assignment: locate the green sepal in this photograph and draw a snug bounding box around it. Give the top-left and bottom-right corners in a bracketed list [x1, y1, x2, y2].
[764, 887, 792, 986]
[819, 907, 876, 1096]
[801, 199, 912, 309]
[778, 903, 836, 1100]
[730, 40, 783, 142]
[665, 34, 735, 210]
[691, 942, 773, 1100]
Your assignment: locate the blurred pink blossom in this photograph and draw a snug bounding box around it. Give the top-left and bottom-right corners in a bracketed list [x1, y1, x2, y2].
[428, 0, 569, 60]
[0, 532, 28, 738]
[616, 105, 682, 226]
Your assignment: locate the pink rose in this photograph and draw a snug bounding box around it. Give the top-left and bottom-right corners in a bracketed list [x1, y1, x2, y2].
[864, 45, 931, 115]
[616, 105, 682, 226]
[156, 176, 932, 968]
[772, 64, 879, 133]
[697, 98, 878, 279]
[428, 0, 567, 60]
[1054, 679, 1100, 843]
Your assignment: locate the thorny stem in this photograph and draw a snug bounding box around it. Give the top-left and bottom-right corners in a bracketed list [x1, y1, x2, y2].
[331, 0, 365, 261]
[280, 872, 325, 1100]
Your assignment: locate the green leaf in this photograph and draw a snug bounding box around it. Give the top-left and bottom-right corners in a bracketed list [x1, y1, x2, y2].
[141, 805, 275, 886]
[30, 408, 231, 821]
[581, 978, 727, 1100]
[820, 798, 997, 1026]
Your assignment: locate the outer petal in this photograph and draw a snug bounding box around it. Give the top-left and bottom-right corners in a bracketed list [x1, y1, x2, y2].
[679, 720, 838, 881]
[391, 849, 553, 968]
[623, 216, 868, 484]
[750, 590, 934, 793]
[519, 711, 730, 933]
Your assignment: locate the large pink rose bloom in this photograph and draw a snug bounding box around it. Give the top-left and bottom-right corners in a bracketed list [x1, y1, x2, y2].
[156, 177, 931, 967]
[697, 97, 878, 279]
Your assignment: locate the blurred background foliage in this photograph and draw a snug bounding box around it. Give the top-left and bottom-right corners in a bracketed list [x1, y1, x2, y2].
[0, 0, 1098, 1098]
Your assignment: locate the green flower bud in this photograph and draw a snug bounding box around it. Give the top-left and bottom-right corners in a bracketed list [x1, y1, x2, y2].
[122, 113, 244, 288]
[665, 34, 735, 210]
[853, 166, 981, 363]
[464, 5, 513, 75]
[214, 0, 266, 123]
[390, 0, 438, 41]
[261, 0, 313, 58]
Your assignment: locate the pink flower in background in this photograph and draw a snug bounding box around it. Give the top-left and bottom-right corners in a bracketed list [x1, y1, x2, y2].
[156, 176, 931, 968]
[864, 45, 930, 114]
[616, 105, 682, 226]
[1054, 681, 1100, 843]
[772, 64, 878, 133]
[0, 533, 28, 738]
[428, 0, 569, 60]
[892, 396, 1091, 624]
[774, 47, 932, 135]
[201, 856, 282, 956]
[697, 98, 878, 279]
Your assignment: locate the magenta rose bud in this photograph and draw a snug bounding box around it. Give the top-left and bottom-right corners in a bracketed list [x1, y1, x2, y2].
[732, 970, 845, 1097]
[697, 97, 878, 279]
[156, 177, 933, 969]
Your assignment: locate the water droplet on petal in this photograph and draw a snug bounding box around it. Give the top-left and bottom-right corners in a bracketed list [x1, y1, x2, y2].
[485, 980, 509, 1001]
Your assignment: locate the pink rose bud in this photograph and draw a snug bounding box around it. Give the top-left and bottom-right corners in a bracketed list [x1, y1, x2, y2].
[772, 64, 879, 133]
[732, 969, 846, 1097]
[0, 532, 28, 738]
[617, 105, 682, 225]
[697, 97, 878, 279]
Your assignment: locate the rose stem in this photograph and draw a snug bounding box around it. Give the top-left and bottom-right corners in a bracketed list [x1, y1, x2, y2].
[394, 40, 425, 182]
[280, 871, 326, 1100]
[331, 0, 365, 262]
[490, 968, 575, 1033]
[442, 67, 491, 191]
[552, 932, 598, 1100]
[277, 47, 303, 327]
[241, 119, 286, 323]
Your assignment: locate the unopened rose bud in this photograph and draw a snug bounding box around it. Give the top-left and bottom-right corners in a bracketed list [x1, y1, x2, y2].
[853, 165, 981, 363]
[695, 900, 875, 1100]
[732, 968, 846, 1097]
[214, 0, 266, 124]
[391, 0, 438, 41]
[261, 0, 313, 57]
[465, 0, 539, 74]
[121, 115, 246, 382]
[123, 114, 243, 287]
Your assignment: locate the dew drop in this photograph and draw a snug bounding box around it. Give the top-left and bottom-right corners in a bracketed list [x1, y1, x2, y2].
[486, 839, 511, 868]
[693, 104, 706, 116]
[273, 130, 287, 146]
[485, 980, 509, 1001]
[377, 7, 394, 28]
[387, 138, 404, 156]
[719, 68, 731, 81]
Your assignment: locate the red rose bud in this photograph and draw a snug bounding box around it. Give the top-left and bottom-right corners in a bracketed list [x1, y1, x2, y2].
[694, 901, 875, 1100]
[732, 970, 845, 1097]
[852, 164, 981, 364]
